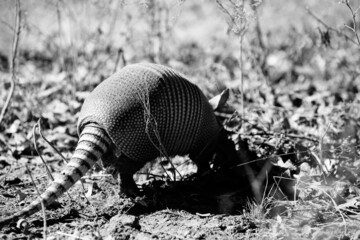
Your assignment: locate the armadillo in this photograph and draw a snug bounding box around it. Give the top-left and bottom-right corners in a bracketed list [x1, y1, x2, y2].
[0, 62, 232, 227]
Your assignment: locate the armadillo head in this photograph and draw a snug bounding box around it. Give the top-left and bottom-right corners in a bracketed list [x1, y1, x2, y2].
[208, 88, 241, 169]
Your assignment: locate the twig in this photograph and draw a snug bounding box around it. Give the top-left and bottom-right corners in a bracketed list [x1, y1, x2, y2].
[354, 5, 360, 15]
[112, 48, 126, 74]
[37, 119, 68, 164]
[215, 0, 236, 33]
[231, 149, 314, 168]
[0, 0, 21, 124]
[137, 87, 181, 181]
[37, 119, 95, 206]
[318, 186, 348, 234]
[215, 0, 251, 129]
[56, 232, 87, 240]
[0, 18, 15, 32]
[239, 30, 244, 128]
[320, 122, 331, 173]
[286, 133, 319, 143]
[34, 120, 75, 203]
[25, 164, 47, 239]
[55, 0, 65, 71]
[305, 6, 358, 46]
[253, 5, 266, 52]
[33, 123, 54, 182]
[343, 0, 360, 46]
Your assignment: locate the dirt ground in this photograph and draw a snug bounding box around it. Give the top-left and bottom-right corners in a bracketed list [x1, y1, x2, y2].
[1, 0, 360, 239]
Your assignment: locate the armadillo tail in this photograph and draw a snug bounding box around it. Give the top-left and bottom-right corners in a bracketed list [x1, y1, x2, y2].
[0, 125, 111, 228]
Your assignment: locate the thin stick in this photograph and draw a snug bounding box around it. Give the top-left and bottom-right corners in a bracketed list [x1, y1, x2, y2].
[344, 0, 360, 46]
[215, 0, 236, 33]
[33, 123, 54, 181]
[55, 0, 65, 70]
[56, 232, 87, 240]
[37, 119, 68, 164]
[305, 6, 358, 46]
[215, 0, 250, 128]
[25, 164, 47, 239]
[0, 0, 21, 124]
[320, 122, 331, 174]
[0, 18, 15, 32]
[112, 48, 126, 74]
[239, 31, 244, 128]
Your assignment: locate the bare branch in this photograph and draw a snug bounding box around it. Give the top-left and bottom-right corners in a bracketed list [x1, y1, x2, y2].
[305, 6, 359, 46]
[113, 48, 126, 74]
[354, 5, 360, 15]
[33, 122, 54, 182]
[216, 0, 236, 32]
[0, 0, 21, 124]
[344, 0, 360, 45]
[344, 24, 355, 32]
[215, 0, 253, 128]
[38, 119, 68, 164]
[0, 18, 15, 32]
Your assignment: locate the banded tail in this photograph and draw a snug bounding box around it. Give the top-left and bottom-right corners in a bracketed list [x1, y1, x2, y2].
[0, 125, 111, 227]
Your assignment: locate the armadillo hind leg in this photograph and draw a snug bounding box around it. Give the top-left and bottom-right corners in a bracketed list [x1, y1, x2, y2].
[105, 155, 145, 197]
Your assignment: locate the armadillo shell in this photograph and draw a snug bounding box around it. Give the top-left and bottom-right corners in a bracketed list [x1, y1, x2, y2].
[77, 63, 220, 162]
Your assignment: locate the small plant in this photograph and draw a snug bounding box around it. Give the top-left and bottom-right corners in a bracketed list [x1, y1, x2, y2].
[215, 0, 262, 124]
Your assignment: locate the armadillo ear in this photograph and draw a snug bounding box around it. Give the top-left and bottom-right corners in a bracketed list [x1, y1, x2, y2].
[209, 88, 230, 111]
